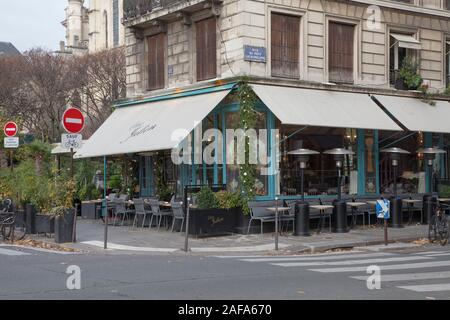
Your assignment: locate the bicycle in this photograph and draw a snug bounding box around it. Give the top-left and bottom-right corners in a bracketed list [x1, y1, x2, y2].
[428, 202, 450, 246]
[0, 199, 26, 242]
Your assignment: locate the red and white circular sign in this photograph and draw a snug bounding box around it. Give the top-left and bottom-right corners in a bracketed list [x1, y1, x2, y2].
[3, 122, 18, 137]
[62, 108, 85, 134]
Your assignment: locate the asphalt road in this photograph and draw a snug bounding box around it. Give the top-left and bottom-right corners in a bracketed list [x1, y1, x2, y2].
[1, 244, 450, 300]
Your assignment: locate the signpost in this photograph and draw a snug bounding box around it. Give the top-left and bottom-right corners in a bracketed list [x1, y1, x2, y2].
[376, 199, 390, 246]
[61, 107, 85, 243]
[3, 121, 19, 172]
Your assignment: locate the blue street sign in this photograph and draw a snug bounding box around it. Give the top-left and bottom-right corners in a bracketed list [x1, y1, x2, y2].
[244, 45, 267, 62]
[376, 199, 390, 219]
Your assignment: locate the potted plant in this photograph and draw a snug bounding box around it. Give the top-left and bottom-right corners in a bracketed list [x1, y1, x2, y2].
[35, 212, 55, 235]
[53, 206, 75, 243]
[397, 57, 423, 90]
[187, 187, 242, 237]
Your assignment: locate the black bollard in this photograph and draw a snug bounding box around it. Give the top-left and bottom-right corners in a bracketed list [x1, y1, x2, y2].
[333, 199, 348, 233]
[390, 197, 403, 228]
[294, 201, 310, 236]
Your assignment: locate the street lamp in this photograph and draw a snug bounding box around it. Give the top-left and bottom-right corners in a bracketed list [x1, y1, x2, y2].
[324, 148, 355, 233]
[287, 148, 320, 236]
[381, 147, 410, 228]
[417, 147, 446, 225]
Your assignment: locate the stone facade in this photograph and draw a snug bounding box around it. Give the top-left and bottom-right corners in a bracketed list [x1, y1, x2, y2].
[124, 0, 450, 97]
[61, 0, 126, 55]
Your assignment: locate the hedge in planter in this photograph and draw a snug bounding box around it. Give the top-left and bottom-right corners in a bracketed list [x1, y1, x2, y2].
[188, 188, 244, 237]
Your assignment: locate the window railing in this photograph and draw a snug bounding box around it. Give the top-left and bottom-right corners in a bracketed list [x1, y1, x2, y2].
[123, 0, 184, 21]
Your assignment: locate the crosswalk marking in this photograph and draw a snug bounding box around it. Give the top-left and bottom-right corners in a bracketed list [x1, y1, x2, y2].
[423, 252, 450, 257]
[239, 252, 393, 263]
[0, 248, 30, 256]
[351, 271, 450, 282]
[310, 260, 450, 273]
[398, 283, 450, 292]
[272, 256, 431, 267]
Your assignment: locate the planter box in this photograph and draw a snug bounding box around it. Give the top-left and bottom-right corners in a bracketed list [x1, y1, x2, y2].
[394, 78, 407, 90]
[35, 215, 55, 235]
[15, 210, 26, 226]
[54, 209, 75, 244]
[187, 207, 240, 237]
[81, 201, 102, 220]
[25, 204, 37, 234]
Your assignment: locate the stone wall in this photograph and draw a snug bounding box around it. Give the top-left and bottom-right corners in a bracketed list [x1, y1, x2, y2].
[124, 0, 450, 97]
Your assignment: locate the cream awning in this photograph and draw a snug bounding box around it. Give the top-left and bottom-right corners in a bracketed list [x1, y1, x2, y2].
[251, 84, 403, 131]
[74, 88, 232, 159]
[391, 33, 422, 50]
[373, 95, 450, 133]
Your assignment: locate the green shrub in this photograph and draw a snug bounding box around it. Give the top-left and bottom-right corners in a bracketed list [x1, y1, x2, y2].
[215, 190, 244, 209]
[196, 187, 219, 209]
[399, 57, 423, 90]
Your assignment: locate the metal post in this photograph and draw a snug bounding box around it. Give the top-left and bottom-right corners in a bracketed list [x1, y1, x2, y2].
[9, 150, 13, 172]
[70, 148, 76, 243]
[429, 164, 434, 194]
[184, 197, 190, 252]
[337, 168, 342, 201]
[103, 156, 108, 250]
[384, 219, 388, 246]
[275, 197, 279, 251]
[300, 167, 305, 202]
[393, 164, 398, 198]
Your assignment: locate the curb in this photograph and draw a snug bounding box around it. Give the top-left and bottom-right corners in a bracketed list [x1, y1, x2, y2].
[285, 235, 426, 254]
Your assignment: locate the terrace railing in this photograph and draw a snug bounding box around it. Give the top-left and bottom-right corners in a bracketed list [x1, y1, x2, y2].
[123, 0, 185, 20]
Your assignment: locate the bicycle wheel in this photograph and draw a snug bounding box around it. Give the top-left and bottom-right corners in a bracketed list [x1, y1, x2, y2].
[429, 215, 437, 243]
[437, 215, 449, 246]
[11, 221, 26, 241]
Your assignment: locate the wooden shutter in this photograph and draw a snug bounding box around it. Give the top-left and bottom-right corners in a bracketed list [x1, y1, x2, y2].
[147, 33, 165, 90]
[328, 22, 354, 84]
[196, 17, 217, 81]
[271, 13, 300, 79]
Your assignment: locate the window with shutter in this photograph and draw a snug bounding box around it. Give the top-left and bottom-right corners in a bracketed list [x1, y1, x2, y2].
[147, 33, 166, 90]
[328, 22, 355, 84]
[196, 17, 217, 81]
[271, 13, 300, 79]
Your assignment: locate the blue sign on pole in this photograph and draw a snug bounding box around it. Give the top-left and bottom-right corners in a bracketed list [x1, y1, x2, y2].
[244, 45, 267, 62]
[376, 199, 390, 220]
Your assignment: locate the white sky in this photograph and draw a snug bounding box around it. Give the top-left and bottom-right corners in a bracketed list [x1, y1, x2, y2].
[0, 0, 68, 53]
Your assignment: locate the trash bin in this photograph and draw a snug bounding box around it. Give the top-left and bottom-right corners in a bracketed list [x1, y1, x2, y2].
[390, 196, 403, 228]
[333, 199, 348, 233]
[422, 194, 437, 225]
[294, 201, 310, 236]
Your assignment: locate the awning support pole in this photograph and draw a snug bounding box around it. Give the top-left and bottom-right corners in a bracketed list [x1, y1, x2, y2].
[382, 132, 417, 149]
[103, 156, 108, 250]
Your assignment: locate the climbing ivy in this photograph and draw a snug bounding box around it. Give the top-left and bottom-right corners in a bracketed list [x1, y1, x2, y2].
[237, 81, 259, 215]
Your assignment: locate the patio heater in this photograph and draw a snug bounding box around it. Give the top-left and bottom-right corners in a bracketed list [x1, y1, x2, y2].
[417, 147, 446, 224]
[287, 148, 320, 236]
[380, 147, 410, 228]
[324, 148, 355, 233]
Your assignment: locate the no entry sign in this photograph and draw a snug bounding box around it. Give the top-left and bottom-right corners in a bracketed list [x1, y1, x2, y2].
[3, 122, 18, 137]
[62, 108, 85, 134]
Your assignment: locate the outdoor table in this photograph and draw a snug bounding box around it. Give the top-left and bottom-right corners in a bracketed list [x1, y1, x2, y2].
[402, 199, 422, 225]
[309, 205, 334, 234]
[159, 201, 172, 208]
[347, 202, 367, 229]
[438, 198, 450, 202]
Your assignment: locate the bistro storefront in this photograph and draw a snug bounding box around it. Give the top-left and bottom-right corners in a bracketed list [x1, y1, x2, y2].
[75, 81, 450, 203]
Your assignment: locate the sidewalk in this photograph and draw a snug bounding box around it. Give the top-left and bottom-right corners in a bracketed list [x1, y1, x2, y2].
[25, 219, 430, 255]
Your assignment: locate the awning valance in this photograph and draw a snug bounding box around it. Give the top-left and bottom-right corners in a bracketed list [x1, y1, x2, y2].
[74, 87, 232, 159]
[391, 33, 422, 50]
[251, 84, 402, 131]
[372, 95, 450, 133]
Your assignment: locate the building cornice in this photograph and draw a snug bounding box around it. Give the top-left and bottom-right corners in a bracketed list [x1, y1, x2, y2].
[348, 0, 450, 18]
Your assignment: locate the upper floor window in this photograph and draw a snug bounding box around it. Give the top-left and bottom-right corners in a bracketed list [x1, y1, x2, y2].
[271, 13, 300, 79]
[389, 33, 421, 86]
[446, 0, 450, 10]
[328, 22, 355, 84]
[113, 0, 120, 46]
[196, 17, 217, 81]
[147, 33, 166, 90]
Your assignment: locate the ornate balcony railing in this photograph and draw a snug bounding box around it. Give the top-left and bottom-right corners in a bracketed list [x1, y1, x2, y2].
[123, 0, 184, 21]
